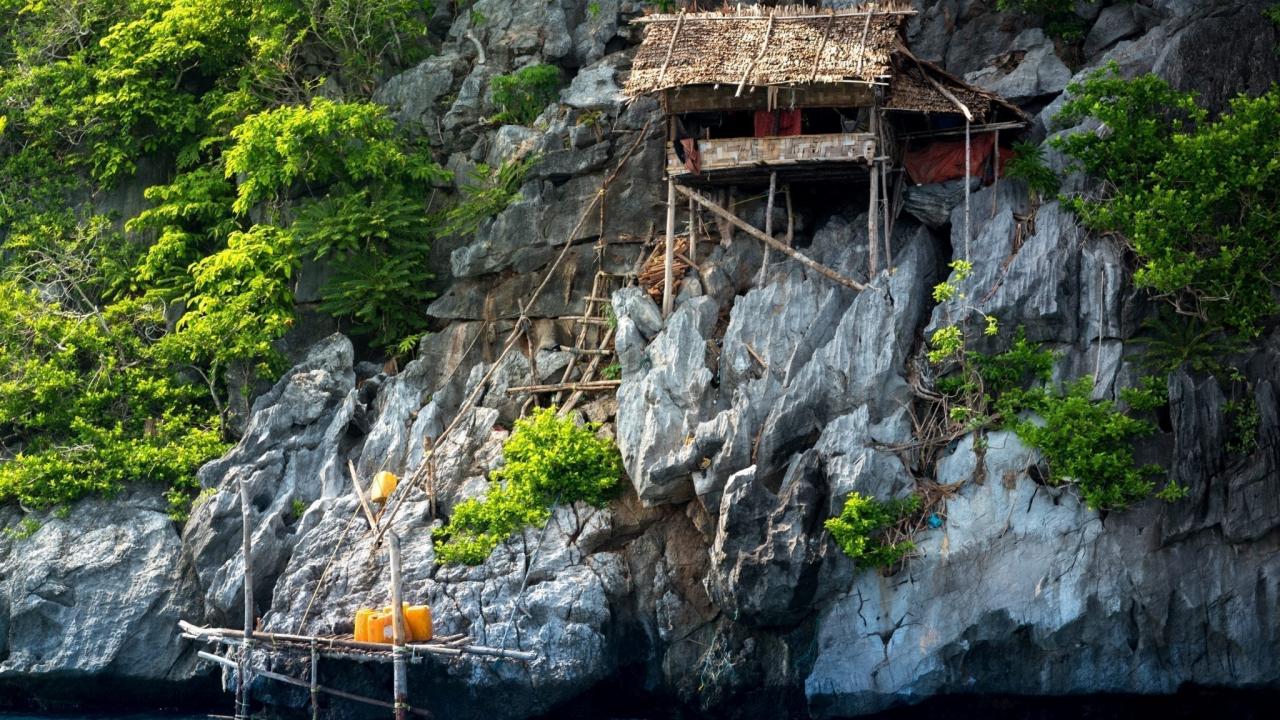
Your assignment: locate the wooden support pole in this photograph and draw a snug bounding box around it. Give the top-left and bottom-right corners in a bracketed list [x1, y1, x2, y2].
[506, 380, 622, 395]
[964, 119, 972, 260]
[389, 532, 408, 720]
[310, 641, 320, 720]
[784, 186, 794, 247]
[238, 479, 254, 720]
[880, 115, 892, 272]
[991, 128, 1000, 219]
[663, 179, 676, 317]
[676, 185, 868, 292]
[867, 107, 880, 276]
[758, 171, 777, 285]
[687, 194, 697, 265]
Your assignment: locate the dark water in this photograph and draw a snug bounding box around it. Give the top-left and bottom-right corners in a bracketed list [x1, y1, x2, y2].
[5, 688, 1280, 720]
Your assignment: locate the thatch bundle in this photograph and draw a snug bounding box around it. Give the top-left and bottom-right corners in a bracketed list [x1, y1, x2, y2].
[624, 3, 914, 97]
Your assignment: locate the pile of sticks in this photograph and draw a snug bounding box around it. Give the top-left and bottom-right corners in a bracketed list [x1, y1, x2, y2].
[639, 234, 691, 301]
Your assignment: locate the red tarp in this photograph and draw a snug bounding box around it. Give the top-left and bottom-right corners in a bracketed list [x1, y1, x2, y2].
[903, 133, 1013, 185]
[753, 109, 802, 137]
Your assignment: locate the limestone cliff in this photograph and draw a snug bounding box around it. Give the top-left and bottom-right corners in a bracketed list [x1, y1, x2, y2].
[2, 1, 1279, 717]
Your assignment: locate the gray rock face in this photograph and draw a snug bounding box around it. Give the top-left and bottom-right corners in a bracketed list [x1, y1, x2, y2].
[0, 490, 201, 693]
[965, 29, 1072, 103]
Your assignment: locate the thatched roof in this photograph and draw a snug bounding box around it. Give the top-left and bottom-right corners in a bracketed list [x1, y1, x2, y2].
[886, 49, 1031, 122]
[624, 4, 914, 97]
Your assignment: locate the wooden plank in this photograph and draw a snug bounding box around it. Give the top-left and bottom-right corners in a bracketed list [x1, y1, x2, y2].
[676, 185, 868, 293]
[664, 83, 874, 113]
[634, 11, 918, 23]
[666, 133, 876, 177]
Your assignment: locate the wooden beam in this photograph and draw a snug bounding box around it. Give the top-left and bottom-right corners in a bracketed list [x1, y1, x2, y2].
[676, 185, 868, 292]
[663, 179, 676, 317]
[688, 194, 697, 265]
[348, 460, 378, 530]
[663, 83, 874, 113]
[634, 11, 919, 23]
[655, 10, 685, 89]
[868, 105, 880, 275]
[853, 7, 875, 77]
[735, 11, 776, 97]
[505, 380, 622, 395]
[809, 11, 836, 83]
[310, 641, 320, 720]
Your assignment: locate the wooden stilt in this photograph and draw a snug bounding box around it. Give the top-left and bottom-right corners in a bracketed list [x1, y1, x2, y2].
[688, 194, 697, 265]
[663, 179, 676, 317]
[991, 128, 1000, 219]
[868, 104, 880, 275]
[758, 171, 777, 284]
[964, 119, 972, 260]
[309, 640, 320, 720]
[389, 533, 408, 720]
[238, 480, 254, 720]
[784, 186, 794, 247]
[676, 185, 868, 292]
[879, 112, 892, 271]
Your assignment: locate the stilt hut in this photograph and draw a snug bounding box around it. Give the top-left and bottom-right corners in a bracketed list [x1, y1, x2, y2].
[623, 3, 1029, 303]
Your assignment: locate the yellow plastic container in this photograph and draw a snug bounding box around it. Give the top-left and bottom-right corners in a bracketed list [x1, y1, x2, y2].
[405, 605, 432, 642]
[366, 611, 394, 644]
[354, 608, 373, 643]
[370, 471, 398, 504]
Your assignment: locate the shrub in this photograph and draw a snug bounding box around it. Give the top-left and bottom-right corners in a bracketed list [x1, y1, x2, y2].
[440, 154, 538, 239]
[489, 64, 561, 125]
[433, 408, 622, 565]
[1004, 140, 1060, 202]
[825, 493, 921, 569]
[1013, 378, 1162, 510]
[1054, 66, 1280, 337]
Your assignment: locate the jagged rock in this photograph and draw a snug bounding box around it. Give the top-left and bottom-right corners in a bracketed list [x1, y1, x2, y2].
[1084, 3, 1143, 57]
[184, 335, 356, 625]
[964, 29, 1072, 103]
[0, 490, 202, 700]
[373, 54, 460, 135]
[902, 178, 974, 229]
[561, 56, 625, 110]
[1152, 2, 1280, 114]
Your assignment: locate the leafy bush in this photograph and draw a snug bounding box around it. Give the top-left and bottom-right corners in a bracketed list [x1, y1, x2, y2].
[1004, 140, 1060, 202]
[1012, 378, 1162, 510]
[433, 408, 622, 565]
[1054, 66, 1280, 337]
[825, 493, 921, 569]
[489, 64, 561, 125]
[440, 154, 538, 239]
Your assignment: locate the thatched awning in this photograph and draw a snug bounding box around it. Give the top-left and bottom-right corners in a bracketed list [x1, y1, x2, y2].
[624, 4, 915, 97]
[886, 49, 1031, 123]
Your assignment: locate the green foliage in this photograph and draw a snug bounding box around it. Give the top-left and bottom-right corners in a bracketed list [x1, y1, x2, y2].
[1223, 395, 1260, 456]
[0, 281, 227, 515]
[601, 363, 622, 380]
[1136, 310, 1244, 378]
[440, 154, 537, 239]
[1054, 67, 1280, 337]
[290, 498, 307, 519]
[489, 64, 561, 126]
[825, 493, 921, 569]
[1004, 141, 1061, 201]
[1012, 378, 1162, 511]
[433, 408, 622, 565]
[3, 517, 41, 541]
[995, 0, 1086, 40]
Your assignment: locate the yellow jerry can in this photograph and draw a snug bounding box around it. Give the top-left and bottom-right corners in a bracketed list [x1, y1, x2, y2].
[369, 471, 398, 504]
[354, 608, 373, 642]
[405, 605, 433, 642]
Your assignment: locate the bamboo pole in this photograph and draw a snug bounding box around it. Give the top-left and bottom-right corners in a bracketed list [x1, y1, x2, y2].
[663, 179, 676, 317]
[688, 194, 697, 265]
[758, 171, 777, 285]
[348, 460, 377, 530]
[880, 113, 892, 271]
[389, 532, 408, 720]
[197, 651, 434, 719]
[238, 480, 254, 720]
[181, 623, 538, 663]
[676, 185, 868, 292]
[868, 104, 880, 275]
[964, 118, 971, 260]
[505, 380, 622, 395]
[310, 640, 320, 720]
